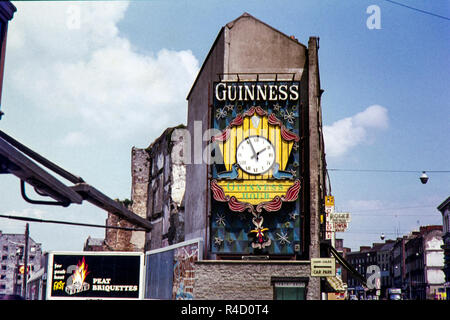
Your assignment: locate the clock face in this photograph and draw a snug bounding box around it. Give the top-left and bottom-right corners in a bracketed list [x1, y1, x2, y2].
[236, 136, 275, 175]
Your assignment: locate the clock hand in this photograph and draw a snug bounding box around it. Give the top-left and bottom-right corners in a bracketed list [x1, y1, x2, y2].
[248, 139, 259, 161]
[256, 148, 267, 156]
[251, 147, 269, 159]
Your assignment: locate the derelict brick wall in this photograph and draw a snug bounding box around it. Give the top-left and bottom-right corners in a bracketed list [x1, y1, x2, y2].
[130, 147, 151, 250]
[194, 260, 319, 300]
[104, 212, 137, 251]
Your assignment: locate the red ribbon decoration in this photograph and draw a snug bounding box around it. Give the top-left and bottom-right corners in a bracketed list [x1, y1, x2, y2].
[211, 179, 301, 214]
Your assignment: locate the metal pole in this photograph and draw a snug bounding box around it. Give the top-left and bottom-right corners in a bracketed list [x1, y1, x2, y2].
[22, 223, 29, 299]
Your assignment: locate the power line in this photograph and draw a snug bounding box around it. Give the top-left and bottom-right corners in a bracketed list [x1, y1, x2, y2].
[0, 213, 146, 231]
[383, 0, 450, 21]
[335, 205, 438, 217]
[338, 205, 435, 213]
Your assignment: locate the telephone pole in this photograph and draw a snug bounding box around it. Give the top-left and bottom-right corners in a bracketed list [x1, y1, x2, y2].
[22, 223, 29, 298]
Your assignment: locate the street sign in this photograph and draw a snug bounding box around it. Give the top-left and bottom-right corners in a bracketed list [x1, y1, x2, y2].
[311, 258, 336, 277]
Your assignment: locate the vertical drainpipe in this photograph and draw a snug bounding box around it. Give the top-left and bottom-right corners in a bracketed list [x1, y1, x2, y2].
[308, 36, 322, 300]
[205, 82, 211, 260]
[308, 36, 321, 260]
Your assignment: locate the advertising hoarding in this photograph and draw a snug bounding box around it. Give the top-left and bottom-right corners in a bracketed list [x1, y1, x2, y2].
[46, 252, 144, 300]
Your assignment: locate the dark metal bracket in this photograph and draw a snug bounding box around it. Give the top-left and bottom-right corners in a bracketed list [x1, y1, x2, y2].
[20, 179, 70, 207]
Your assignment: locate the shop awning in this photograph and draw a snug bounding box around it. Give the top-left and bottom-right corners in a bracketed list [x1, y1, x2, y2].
[0, 130, 152, 231]
[326, 276, 347, 292]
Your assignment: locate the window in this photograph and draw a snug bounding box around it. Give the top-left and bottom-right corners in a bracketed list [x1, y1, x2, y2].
[275, 286, 305, 300]
[272, 278, 307, 300]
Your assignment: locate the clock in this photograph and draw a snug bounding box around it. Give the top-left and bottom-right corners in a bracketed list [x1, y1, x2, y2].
[236, 136, 275, 175]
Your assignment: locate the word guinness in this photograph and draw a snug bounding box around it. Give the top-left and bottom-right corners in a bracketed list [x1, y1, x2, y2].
[215, 82, 299, 102]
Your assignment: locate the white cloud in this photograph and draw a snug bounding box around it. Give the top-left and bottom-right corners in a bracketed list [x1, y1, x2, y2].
[6, 1, 199, 142]
[323, 105, 388, 157]
[59, 131, 90, 147]
[345, 199, 384, 211]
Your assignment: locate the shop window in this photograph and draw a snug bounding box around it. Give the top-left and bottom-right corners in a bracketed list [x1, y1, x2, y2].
[271, 277, 308, 300]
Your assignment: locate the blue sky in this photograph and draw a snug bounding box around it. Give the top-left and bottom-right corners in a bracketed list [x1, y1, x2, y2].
[0, 0, 448, 252]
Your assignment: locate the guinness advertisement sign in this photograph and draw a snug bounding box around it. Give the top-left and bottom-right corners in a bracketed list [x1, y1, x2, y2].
[210, 81, 302, 256]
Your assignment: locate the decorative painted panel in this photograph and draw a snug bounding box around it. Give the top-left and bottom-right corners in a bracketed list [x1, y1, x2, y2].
[210, 81, 302, 255]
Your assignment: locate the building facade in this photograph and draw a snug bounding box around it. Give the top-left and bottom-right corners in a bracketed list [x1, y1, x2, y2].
[345, 225, 445, 300]
[118, 13, 330, 300]
[405, 226, 445, 299]
[184, 13, 325, 300]
[0, 231, 43, 296]
[438, 196, 450, 300]
[345, 246, 377, 299]
[378, 241, 395, 297]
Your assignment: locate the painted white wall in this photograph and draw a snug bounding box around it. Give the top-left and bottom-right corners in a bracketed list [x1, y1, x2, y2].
[427, 269, 445, 284]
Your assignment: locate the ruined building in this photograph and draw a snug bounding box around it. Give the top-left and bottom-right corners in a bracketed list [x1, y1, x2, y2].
[102, 126, 188, 252]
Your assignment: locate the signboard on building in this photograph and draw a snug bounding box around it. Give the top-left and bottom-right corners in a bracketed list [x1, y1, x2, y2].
[311, 258, 336, 277]
[333, 222, 348, 232]
[210, 80, 302, 255]
[19, 265, 30, 274]
[331, 212, 350, 232]
[324, 196, 335, 243]
[46, 252, 144, 300]
[330, 212, 350, 223]
[325, 196, 334, 207]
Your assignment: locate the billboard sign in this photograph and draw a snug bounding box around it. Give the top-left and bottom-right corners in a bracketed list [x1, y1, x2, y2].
[46, 252, 144, 300]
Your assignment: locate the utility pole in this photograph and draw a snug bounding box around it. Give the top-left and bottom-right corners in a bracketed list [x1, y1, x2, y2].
[22, 223, 29, 299]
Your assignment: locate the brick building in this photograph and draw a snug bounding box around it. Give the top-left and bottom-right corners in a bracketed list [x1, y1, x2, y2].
[345, 225, 445, 300]
[0, 231, 43, 296]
